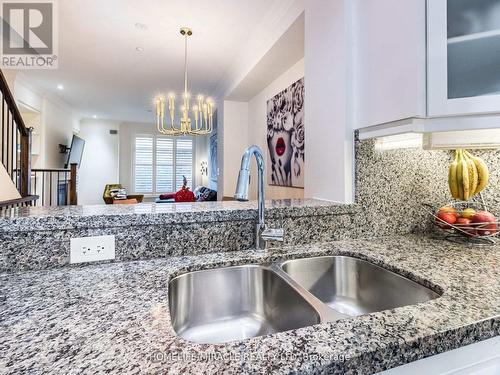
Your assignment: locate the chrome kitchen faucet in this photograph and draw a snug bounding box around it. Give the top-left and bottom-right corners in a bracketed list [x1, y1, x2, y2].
[234, 145, 284, 249]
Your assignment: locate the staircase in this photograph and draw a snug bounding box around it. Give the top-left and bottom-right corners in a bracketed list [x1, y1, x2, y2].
[0, 69, 78, 210]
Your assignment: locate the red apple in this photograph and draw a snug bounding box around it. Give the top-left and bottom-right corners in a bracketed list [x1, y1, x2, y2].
[436, 211, 458, 229]
[472, 211, 498, 236]
[455, 217, 476, 237]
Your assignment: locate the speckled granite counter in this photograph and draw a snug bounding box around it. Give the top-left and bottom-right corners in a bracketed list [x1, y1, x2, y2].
[1, 235, 498, 374]
[0, 199, 357, 232]
[0, 199, 360, 273]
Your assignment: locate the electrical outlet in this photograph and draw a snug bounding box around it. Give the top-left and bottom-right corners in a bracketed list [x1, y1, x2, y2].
[70, 235, 115, 264]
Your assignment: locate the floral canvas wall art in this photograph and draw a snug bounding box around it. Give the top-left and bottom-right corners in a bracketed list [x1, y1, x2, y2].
[266, 77, 304, 188]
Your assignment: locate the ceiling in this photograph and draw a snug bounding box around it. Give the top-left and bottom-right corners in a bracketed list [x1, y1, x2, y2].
[226, 13, 304, 101]
[16, 0, 301, 123]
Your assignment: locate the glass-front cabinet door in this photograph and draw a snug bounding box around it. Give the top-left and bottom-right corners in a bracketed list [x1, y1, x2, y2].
[428, 0, 500, 116]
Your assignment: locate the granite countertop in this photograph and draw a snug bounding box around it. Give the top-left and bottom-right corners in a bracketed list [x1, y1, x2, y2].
[1, 235, 499, 374]
[0, 199, 357, 232]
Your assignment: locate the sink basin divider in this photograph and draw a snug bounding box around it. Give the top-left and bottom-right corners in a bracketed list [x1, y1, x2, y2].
[268, 263, 352, 323]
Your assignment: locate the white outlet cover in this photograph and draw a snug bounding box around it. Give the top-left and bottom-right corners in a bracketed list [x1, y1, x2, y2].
[70, 235, 116, 264]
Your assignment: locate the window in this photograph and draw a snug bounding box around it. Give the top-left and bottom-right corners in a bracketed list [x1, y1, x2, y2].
[156, 138, 174, 192]
[133, 135, 194, 194]
[134, 136, 154, 193]
[175, 139, 194, 190]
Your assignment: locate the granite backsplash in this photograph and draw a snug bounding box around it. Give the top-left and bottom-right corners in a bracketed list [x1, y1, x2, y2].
[355, 139, 500, 236]
[2, 138, 500, 273]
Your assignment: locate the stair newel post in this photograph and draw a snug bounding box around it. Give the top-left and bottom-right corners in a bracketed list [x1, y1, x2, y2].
[19, 127, 32, 197]
[69, 163, 78, 205]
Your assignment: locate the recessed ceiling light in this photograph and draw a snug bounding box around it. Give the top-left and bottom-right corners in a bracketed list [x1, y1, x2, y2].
[136, 47, 144, 52]
[135, 22, 148, 31]
[92, 115, 97, 119]
[57, 84, 64, 90]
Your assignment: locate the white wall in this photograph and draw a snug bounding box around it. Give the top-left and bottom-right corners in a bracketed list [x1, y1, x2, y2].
[304, 0, 354, 203]
[42, 95, 81, 168]
[13, 76, 80, 169]
[0, 163, 21, 201]
[2, 71, 17, 92]
[247, 58, 305, 200]
[206, 110, 219, 193]
[222, 101, 249, 199]
[196, 132, 209, 188]
[13, 75, 43, 111]
[78, 119, 120, 205]
[215, 105, 224, 198]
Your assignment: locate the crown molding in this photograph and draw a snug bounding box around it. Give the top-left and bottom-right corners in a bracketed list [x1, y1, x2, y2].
[214, 0, 305, 100]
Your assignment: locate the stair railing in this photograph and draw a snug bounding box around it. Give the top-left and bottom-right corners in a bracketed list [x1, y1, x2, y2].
[0, 69, 80, 209]
[0, 69, 32, 199]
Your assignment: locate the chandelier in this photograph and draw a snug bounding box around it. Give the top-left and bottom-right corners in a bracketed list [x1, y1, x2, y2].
[155, 27, 213, 136]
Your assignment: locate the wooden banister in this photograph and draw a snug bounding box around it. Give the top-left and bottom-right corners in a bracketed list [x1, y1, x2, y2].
[0, 69, 31, 199]
[19, 128, 31, 197]
[0, 70, 28, 137]
[69, 163, 77, 205]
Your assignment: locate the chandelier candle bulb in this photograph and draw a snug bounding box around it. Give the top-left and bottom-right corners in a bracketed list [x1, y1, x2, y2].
[156, 98, 161, 131]
[192, 105, 198, 128]
[169, 99, 175, 127]
[155, 98, 161, 116]
[168, 96, 174, 113]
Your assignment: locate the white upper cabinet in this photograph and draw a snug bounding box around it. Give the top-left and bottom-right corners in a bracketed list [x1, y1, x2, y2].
[428, 0, 500, 116]
[354, 0, 500, 134]
[353, 0, 427, 129]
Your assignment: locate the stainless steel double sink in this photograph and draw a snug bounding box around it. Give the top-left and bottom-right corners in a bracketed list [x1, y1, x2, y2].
[168, 255, 440, 344]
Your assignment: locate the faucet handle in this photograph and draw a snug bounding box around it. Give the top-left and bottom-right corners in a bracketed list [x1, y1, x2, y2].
[261, 227, 285, 242]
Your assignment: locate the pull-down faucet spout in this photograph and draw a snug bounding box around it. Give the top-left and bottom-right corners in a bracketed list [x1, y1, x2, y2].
[234, 145, 284, 249]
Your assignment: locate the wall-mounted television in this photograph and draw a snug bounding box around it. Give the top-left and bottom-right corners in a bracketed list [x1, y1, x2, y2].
[65, 135, 85, 168]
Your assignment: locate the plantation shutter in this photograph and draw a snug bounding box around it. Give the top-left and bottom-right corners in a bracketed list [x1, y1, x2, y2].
[175, 139, 193, 190]
[134, 136, 153, 193]
[133, 135, 194, 194]
[156, 138, 174, 192]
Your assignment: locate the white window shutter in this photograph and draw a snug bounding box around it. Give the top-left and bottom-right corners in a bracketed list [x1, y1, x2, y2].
[156, 138, 174, 192]
[134, 136, 153, 193]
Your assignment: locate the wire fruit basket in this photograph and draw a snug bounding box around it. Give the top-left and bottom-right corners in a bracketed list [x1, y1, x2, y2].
[428, 195, 499, 246]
